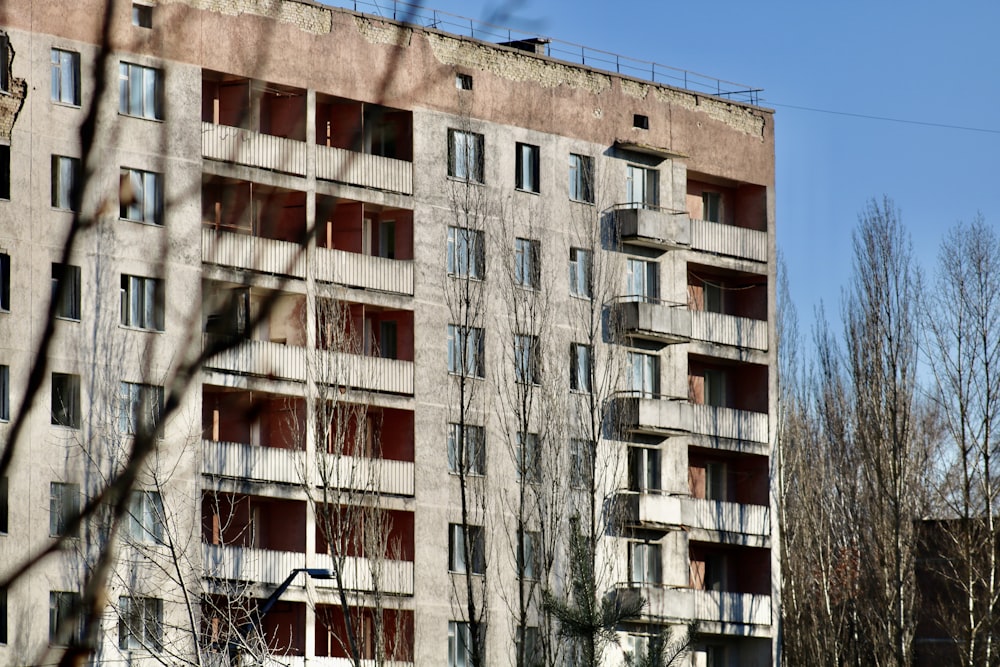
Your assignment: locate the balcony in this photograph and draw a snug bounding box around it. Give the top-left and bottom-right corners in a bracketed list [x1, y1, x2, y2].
[202, 122, 307, 176]
[615, 205, 691, 250]
[202, 440, 304, 485]
[235, 659, 411, 667]
[317, 453, 414, 496]
[616, 300, 691, 344]
[616, 491, 682, 528]
[203, 337, 415, 395]
[615, 398, 768, 443]
[313, 246, 414, 295]
[690, 311, 767, 351]
[316, 144, 413, 195]
[690, 218, 767, 263]
[614, 586, 771, 629]
[680, 497, 770, 536]
[203, 544, 413, 595]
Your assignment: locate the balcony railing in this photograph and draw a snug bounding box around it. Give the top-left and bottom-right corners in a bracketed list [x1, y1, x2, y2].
[690, 311, 768, 351]
[615, 205, 690, 250]
[615, 397, 768, 443]
[313, 246, 414, 295]
[616, 586, 772, 629]
[318, 454, 414, 497]
[202, 440, 304, 485]
[616, 299, 691, 344]
[202, 122, 308, 176]
[203, 544, 413, 595]
[617, 491, 682, 528]
[249, 658, 412, 667]
[681, 497, 770, 536]
[316, 144, 413, 195]
[202, 228, 306, 278]
[690, 219, 767, 262]
[203, 336, 415, 395]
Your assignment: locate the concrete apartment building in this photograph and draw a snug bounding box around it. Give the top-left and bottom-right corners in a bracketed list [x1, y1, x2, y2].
[0, 0, 777, 665]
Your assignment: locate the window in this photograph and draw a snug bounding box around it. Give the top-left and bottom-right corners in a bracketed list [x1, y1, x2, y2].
[569, 343, 592, 392]
[706, 461, 728, 502]
[569, 248, 591, 299]
[0, 585, 6, 644]
[0, 365, 8, 421]
[121, 274, 164, 330]
[569, 438, 594, 489]
[52, 263, 81, 320]
[49, 591, 81, 645]
[120, 168, 162, 225]
[51, 373, 80, 428]
[50, 49, 80, 106]
[448, 523, 485, 575]
[515, 142, 540, 193]
[132, 3, 153, 28]
[514, 238, 540, 289]
[702, 192, 721, 223]
[516, 627, 540, 666]
[447, 226, 485, 279]
[447, 129, 484, 183]
[517, 432, 540, 483]
[514, 334, 539, 385]
[0, 253, 7, 311]
[119, 596, 162, 651]
[630, 541, 661, 584]
[626, 165, 658, 209]
[633, 113, 649, 129]
[455, 73, 472, 90]
[447, 325, 484, 378]
[119, 62, 162, 120]
[704, 280, 724, 313]
[51, 155, 80, 211]
[119, 382, 163, 437]
[448, 423, 485, 475]
[627, 351, 659, 398]
[0, 476, 7, 533]
[626, 258, 658, 303]
[0, 144, 9, 200]
[704, 369, 726, 407]
[0, 33, 8, 93]
[518, 530, 539, 580]
[448, 621, 472, 667]
[49, 482, 80, 537]
[568, 154, 594, 203]
[629, 447, 661, 493]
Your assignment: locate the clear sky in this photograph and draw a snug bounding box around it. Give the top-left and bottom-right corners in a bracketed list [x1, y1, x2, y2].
[335, 0, 1000, 330]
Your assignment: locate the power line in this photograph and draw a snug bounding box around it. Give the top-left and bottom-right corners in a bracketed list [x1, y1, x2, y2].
[770, 102, 1000, 135]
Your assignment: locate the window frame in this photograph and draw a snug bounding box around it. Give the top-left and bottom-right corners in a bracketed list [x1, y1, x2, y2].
[518, 529, 539, 580]
[49, 591, 81, 646]
[629, 541, 662, 585]
[569, 247, 592, 299]
[119, 596, 163, 652]
[448, 523, 485, 575]
[50, 48, 81, 107]
[515, 142, 540, 193]
[629, 446, 661, 493]
[120, 274, 164, 331]
[448, 620, 472, 667]
[516, 431, 540, 483]
[569, 438, 594, 489]
[447, 128, 485, 183]
[0, 33, 9, 94]
[514, 237, 540, 289]
[0, 253, 7, 311]
[702, 191, 722, 223]
[120, 167, 163, 225]
[0, 364, 8, 422]
[625, 258, 658, 303]
[119, 382, 164, 437]
[626, 164, 659, 209]
[568, 153, 594, 204]
[447, 422, 485, 476]
[51, 373, 80, 429]
[447, 324, 485, 378]
[447, 226, 485, 279]
[49, 481, 80, 538]
[51, 155, 80, 211]
[51, 263, 81, 321]
[131, 2, 153, 28]
[0, 475, 7, 534]
[569, 343, 592, 392]
[118, 61, 163, 120]
[627, 351, 659, 398]
[514, 334, 540, 385]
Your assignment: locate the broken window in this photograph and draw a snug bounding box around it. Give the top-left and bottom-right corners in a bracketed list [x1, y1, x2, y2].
[51, 373, 80, 428]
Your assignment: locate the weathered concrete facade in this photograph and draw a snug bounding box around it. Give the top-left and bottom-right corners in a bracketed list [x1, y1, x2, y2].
[0, 1, 777, 665]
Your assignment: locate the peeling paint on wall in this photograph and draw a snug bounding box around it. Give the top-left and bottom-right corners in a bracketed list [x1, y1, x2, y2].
[655, 86, 766, 138]
[620, 78, 649, 100]
[426, 33, 613, 94]
[0, 41, 27, 142]
[164, 0, 332, 34]
[355, 16, 412, 47]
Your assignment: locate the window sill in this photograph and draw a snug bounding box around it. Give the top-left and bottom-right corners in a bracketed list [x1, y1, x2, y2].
[120, 217, 163, 228]
[569, 198, 596, 206]
[447, 176, 485, 187]
[448, 372, 485, 380]
[515, 188, 540, 196]
[118, 112, 164, 123]
[51, 100, 81, 110]
[51, 206, 79, 213]
[569, 293, 593, 302]
[120, 324, 164, 334]
[50, 424, 81, 430]
[448, 470, 485, 478]
[54, 316, 81, 323]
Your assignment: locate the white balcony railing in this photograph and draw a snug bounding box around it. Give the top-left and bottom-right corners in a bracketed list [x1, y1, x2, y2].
[202, 440, 304, 485]
[204, 337, 414, 395]
[313, 247, 414, 295]
[690, 219, 768, 263]
[202, 122, 308, 176]
[202, 228, 306, 278]
[618, 491, 683, 527]
[617, 301, 691, 343]
[687, 403, 769, 443]
[316, 144, 413, 195]
[311, 551, 414, 596]
[694, 590, 772, 627]
[681, 497, 770, 536]
[690, 311, 768, 351]
[318, 454, 415, 497]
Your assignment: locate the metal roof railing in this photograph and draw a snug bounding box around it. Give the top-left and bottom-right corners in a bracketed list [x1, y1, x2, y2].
[326, 0, 763, 105]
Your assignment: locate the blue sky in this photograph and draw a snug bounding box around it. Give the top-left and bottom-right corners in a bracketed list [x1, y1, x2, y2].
[338, 0, 1000, 330]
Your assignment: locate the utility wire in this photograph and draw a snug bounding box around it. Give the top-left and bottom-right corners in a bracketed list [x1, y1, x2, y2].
[770, 102, 1000, 135]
